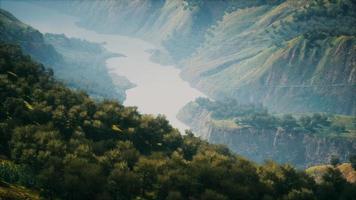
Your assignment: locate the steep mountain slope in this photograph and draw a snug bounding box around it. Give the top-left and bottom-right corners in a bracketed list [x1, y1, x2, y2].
[181, 0, 356, 115]
[0, 8, 132, 101]
[31, 0, 228, 62]
[33, 0, 356, 115]
[0, 9, 61, 66]
[182, 1, 356, 114]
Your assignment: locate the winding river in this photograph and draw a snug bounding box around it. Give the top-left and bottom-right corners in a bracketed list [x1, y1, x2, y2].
[2, 1, 205, 131]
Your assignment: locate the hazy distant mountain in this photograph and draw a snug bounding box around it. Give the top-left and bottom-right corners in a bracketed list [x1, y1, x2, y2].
[33, 0, 356, 115]
[0, 8, 133, 101]
[0, 9, 61, 66]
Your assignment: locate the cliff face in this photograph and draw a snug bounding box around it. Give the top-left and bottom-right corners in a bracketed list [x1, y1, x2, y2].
[178, 102, 356, 168]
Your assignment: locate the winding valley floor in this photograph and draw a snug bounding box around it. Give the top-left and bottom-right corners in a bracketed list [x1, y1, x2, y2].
[2, 1, 206, 131]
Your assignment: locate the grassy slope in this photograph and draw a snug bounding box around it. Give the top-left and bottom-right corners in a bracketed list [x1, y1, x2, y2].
[181, 0, 356, 115]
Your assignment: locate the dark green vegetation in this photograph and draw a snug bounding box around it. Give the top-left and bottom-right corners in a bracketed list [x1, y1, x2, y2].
[0, 159, 40, 199]
[0, 8, 132, 101]
[1, 44, 356, 199]
[350, 154, 356, 170]
[194, 97, 354, 137]
[330, 156, 341, 167]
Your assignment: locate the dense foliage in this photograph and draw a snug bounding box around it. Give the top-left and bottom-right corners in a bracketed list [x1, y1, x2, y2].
[1, 43, 355, 199]
[195, 97, 352, 135]
[350, 154, 356, 170]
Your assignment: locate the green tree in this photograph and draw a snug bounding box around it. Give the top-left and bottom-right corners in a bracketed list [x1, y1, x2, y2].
[330, 155, 340, 167]
[349, 154, 356, 170]
[107, 162, 142, 200]
[280, 114, 300, 131]
[201, 189, 227, 200]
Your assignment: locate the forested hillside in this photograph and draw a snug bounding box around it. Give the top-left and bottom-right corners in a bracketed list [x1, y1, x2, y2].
[1, 42, 356, 200]
[177, 98, 356, 168]
[0, 8, 61, 66]
[0, 8, 132, 101]
[35, 0, 356, 115]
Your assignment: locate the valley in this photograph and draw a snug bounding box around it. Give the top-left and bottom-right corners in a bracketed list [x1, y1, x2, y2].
[0, 0, 356, 199]
[2, 1, 206, 131]
[40, 0, 355, 115]
[2, 0, 354, 166]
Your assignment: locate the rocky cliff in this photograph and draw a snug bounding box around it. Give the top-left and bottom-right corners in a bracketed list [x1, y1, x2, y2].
[178, 101, 356, 168]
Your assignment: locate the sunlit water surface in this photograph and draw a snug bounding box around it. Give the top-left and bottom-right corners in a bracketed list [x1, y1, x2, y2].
[2, 1, 206, 131]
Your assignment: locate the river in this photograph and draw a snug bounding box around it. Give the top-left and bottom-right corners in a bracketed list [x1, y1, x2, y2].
[2, 1, 205, 131]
